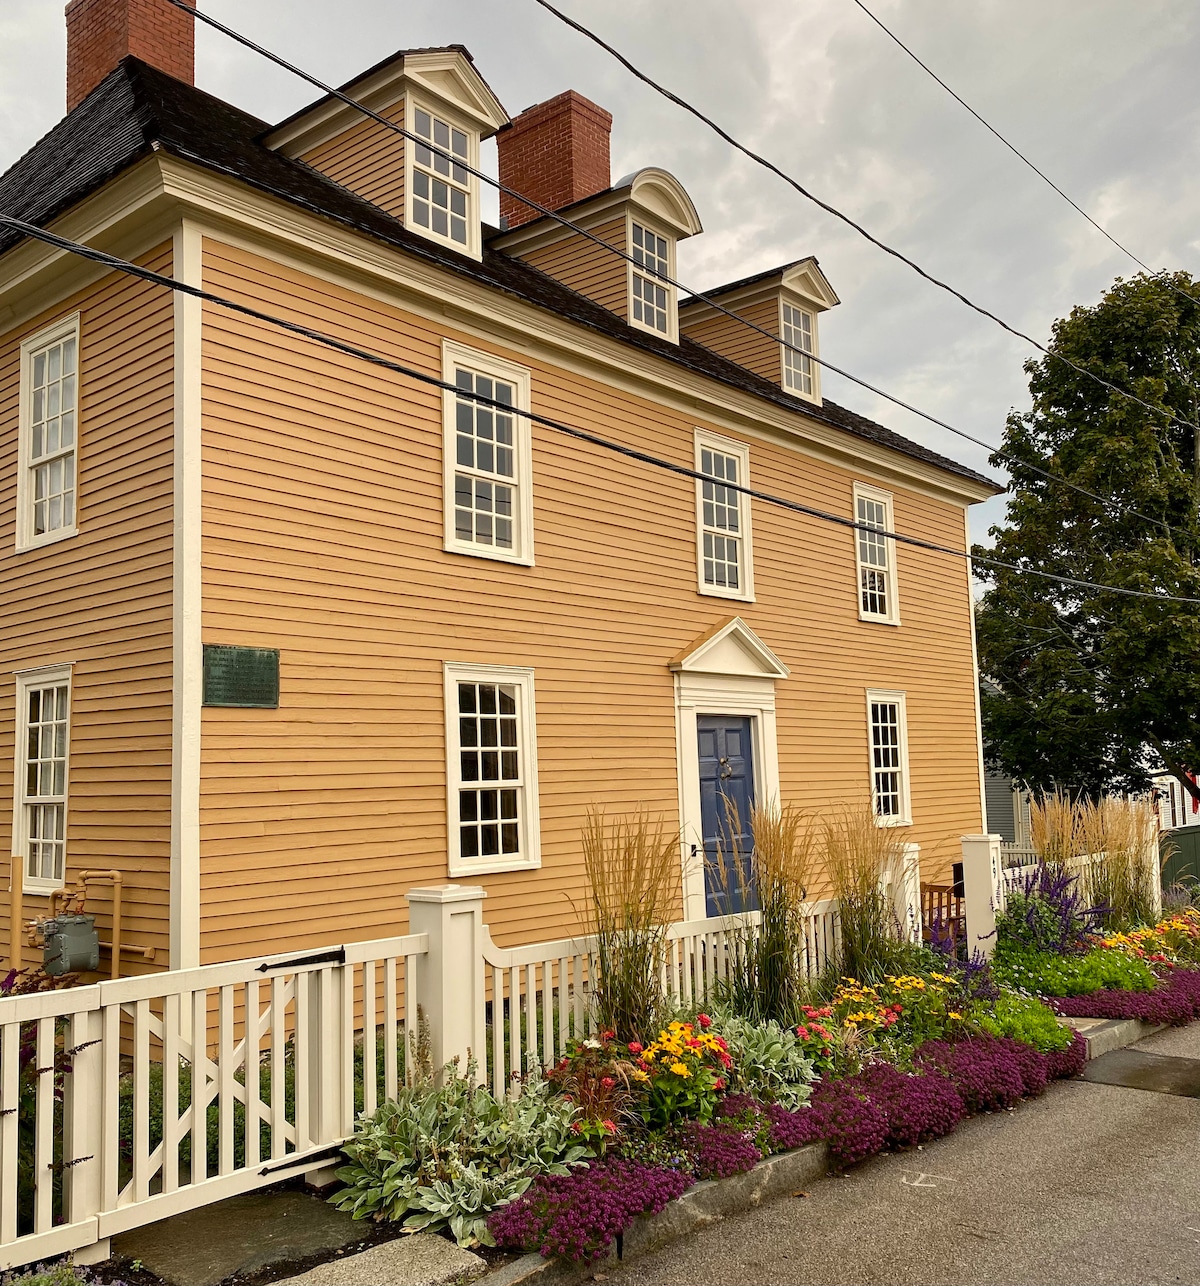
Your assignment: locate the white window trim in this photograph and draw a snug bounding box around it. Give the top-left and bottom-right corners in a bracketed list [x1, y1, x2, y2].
[444, 662, 541, 877]
[853, 481, 901, 626]
[866, 688, 912, 827]
[442, 340, 535, 566]
[626, 211, 679, 344]
[12, 663, 74, 895]
[779, 295, 821, 404]
[404, 93, 483, 262]
[16, 314, 81, 554]
[694, 429, 754, 602]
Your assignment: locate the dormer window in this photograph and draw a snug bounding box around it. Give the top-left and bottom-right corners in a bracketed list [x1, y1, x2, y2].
[630, 222, 672, 335]
[782, 301, 816, 398]
[412, 106, 472, 247]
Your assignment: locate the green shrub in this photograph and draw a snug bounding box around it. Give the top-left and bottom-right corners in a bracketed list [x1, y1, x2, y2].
[974, 991, 1074, 1052]
[331, 1066, 587, 1247]
[1, 1266, 89, 1286]
[993, 944, 1157, 997]
[719, 1014, 816, 1111]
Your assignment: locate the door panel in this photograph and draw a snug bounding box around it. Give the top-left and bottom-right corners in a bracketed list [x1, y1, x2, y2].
[698, 715, 757, 916]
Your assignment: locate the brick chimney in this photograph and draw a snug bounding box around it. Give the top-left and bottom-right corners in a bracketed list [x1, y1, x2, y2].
[497, 91, 612, 231]
[66, 0, 196, 112]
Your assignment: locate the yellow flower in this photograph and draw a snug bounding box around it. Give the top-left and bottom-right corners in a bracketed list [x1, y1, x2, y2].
[669, 1062, 690, 1077]
[949, 1011, 963, 1020]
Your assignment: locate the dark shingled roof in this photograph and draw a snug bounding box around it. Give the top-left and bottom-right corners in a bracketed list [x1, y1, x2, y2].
[0, 57, 998, 492]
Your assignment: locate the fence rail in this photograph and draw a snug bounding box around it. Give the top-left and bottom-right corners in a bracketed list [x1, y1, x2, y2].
[476, 902, 839, 1100]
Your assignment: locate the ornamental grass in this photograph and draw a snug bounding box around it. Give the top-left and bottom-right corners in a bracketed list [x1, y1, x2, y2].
[716, 800, 819, 1026]
[823, 803, 909, 986]
[1078, 796, 1160, 930]
[582, 808, 679, 1043]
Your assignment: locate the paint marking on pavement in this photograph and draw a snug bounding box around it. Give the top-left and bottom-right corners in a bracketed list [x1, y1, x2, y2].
[900, 1171, 955, 1187]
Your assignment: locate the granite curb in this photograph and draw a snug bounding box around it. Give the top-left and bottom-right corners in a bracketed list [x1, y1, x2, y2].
[1062, 1015, 1166, 1058]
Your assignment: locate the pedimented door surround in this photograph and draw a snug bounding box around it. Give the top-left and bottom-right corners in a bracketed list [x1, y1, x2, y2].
[670, 617, 789, 920]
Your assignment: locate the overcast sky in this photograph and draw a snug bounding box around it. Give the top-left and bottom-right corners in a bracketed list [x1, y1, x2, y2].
[2, 0, 1198, 550]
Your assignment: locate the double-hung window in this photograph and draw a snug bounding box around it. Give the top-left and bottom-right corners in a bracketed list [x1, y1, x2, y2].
[694, 430, 753, 600]
[781, 301, 816, 399]
[445, 663, 540, 875]
[630, 221, 673, 337]
[853, 483, 899, 624]
[14, 667, 72, 891]
[18, 316, 80, 551]
[410, 104, 472, 249]
[867, 690, 911, 825]
[443, 342, 533, 565]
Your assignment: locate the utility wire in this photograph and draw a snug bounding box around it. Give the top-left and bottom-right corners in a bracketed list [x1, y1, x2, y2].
[4, 210, 1198, 606]
[529, 0, 1200, 441]
[849, 0, 1197, 309]
[157, 0, 1193, 539]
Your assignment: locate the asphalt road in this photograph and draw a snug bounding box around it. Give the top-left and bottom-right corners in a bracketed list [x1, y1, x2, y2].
[603, 1024, 1200, 1286]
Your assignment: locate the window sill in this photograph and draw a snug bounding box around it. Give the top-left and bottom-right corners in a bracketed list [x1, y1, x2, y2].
[874, 816, 912, 829]
[16, 527, 78, 555]
[448, 856, 541, 878]
[859, 611, 901, 627]
[628, 315, 679, 345]
[444, 541, 535, 568]
[698, 585, 755, 604]
[22, 882, 61, 898]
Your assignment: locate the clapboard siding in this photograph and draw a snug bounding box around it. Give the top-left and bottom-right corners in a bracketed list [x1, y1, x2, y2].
[299, 99, 406, 220]
[197, 236, 982, 961]
[510, 218, 629, 318]
[0, 245, 175, 969]
[679, 297, 782, 385]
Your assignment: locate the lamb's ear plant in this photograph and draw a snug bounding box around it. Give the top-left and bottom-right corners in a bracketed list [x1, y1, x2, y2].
[581, 808, 679, 1043]
[718, 1012, 816, 1110]
[330, 1064, 587, 1248]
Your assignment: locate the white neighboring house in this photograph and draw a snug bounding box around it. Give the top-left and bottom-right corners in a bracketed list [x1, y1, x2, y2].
[1153, 773, 1200, 831]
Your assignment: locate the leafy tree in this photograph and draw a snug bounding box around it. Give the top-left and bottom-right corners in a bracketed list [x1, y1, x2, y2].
[976, 271, 1200, 805]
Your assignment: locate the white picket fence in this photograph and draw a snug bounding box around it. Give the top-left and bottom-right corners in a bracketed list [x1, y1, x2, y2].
[476, 901, 839, 1100]
[0, 933, 425, 1270]
[0, 885, 852, 1269]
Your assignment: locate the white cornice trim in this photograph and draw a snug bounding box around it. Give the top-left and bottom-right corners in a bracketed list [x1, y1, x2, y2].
[0, 153, 997, 505]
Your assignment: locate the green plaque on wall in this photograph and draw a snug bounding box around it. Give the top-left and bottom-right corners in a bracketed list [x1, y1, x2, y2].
[202, 645, 280, 709]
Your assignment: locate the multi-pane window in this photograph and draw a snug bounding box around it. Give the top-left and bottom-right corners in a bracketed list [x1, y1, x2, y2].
[411, 106, 470, 246]
[868, 691, 910, 825]
[20, 320, 79, 548]
[443, 343, 532, 564]
[631, 222, 670, 334]
[700, 449, 741, 590]
[17, 672, 71, 888]
[854, 485, 898, 623]
[782, 302, 815, 397]
[695, 432, 753, 599]
[453, 369, 517, 552]
[446, 664, 540, 874]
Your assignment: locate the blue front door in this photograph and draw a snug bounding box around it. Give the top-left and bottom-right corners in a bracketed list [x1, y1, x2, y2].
[698, 715, 756, 916]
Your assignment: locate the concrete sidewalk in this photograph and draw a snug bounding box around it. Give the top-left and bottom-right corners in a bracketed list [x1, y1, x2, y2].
[603, 1023, 1200, 1286]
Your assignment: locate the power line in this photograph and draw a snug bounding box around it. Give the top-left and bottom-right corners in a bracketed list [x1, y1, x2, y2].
[849, 0, 1197, 309]
[156, 0, 1194, 539]
[4, 209, 1198, 607]
[528, 0, 1200, 441]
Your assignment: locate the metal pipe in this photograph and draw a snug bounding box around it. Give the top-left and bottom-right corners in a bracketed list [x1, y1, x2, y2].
[78, 871, 122, 980]
[8, 855, 21, 973]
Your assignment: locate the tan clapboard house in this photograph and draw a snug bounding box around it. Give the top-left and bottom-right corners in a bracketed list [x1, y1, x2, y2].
[0, 0, 999, 974]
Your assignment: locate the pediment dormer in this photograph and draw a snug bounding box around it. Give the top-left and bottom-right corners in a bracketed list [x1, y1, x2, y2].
[678, 257, 840, 405]
[265, 47, 508, 260]
[668, 617, 789, 680]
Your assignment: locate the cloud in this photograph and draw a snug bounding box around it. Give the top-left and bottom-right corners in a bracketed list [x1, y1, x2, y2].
[3, 0, 1198, 552]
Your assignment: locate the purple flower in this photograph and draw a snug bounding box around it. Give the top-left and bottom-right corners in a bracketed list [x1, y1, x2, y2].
[1050, 967, 1200, 1026]
[487, 1157, 690, 1262]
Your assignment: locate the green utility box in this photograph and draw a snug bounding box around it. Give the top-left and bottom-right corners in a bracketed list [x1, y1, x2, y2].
[42, 913, 100, 977]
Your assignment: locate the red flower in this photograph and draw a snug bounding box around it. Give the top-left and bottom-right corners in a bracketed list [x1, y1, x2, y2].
[602, 1119, 616, 1132]
[891, 1003, 903, 1013]
[714, 1077, 726, 1090]
[714, 1036, 729, 1051]
[720, 1051, 733, 1068]
[796, 1025, 810, 1039]
[628, 1041, 643, 1055]
[697, 1013, 713, 1029]
[601, 1029, 616, 1042]
[600, 1076, 615, 1089]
